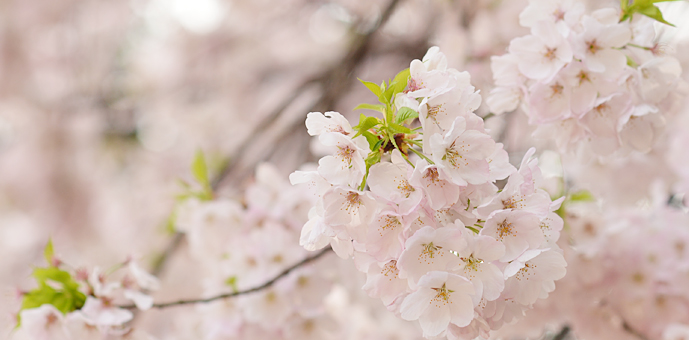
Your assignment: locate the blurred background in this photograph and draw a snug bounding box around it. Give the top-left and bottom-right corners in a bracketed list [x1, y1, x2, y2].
[1, 0, 688, 337]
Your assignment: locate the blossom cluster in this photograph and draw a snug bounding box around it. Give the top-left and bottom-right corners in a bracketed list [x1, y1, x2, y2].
[172, 163, 339, 340]
[487, 0, 684, 156]
[292, 48, 567, 339]
[12, 255, 159, 340]
[515, 200, 689, 340]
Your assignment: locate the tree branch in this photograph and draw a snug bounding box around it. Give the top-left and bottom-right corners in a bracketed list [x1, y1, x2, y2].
[213, 0, 404, 188]
[622, 320, 649, 340]
[136, 0, 402, 313]
[552, 325, 570, 340]
[121, 245, 333, 310]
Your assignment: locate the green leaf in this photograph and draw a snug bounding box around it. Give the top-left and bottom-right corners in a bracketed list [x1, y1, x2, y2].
[191, 150, 209, 188]
[365, 150, 382, 168]
[165, 208, 178, 234]
[361, 131, 381, 150]
[358, 79, 383, 98]
[353, 103, 386, 113]
[395, 107, 419, 124]
[388, 122, 412, 134]
[382, 68, 411, 105]
[636, 4, 675, 26]
[44, 239, 54, 266]
[359, 149, 383, 191]
[224, 276, 238, 293]
[21, 267, 87, 320]
[569, 190, 596, 202]
[620, 0, 677, 26]
[352, 114, 381, 138]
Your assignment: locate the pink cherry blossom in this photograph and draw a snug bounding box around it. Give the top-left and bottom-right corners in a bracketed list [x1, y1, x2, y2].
[399, 271, 476, 337]
[481, 210, 544, 262]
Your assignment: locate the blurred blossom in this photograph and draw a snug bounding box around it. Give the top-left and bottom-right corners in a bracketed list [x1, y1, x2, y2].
[309, 4, 352, 44]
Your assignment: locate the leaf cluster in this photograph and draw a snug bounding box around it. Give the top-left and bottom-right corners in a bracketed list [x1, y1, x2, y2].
[620, 0, 679, 26]
[18, 241, 87, 326]
[352, 68, 420, 190]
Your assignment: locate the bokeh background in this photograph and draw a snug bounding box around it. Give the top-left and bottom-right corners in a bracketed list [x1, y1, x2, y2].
[1, 0, 689, 337]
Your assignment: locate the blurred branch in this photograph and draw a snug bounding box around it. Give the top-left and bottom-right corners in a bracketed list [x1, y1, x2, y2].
[552, 325, 570, 340]
[149, 232, 185, 277]
[136, 0, 402, 316]
[622, 320, 649, 340]
[212, 0, 404, 188]
[121, 245, 333, 310]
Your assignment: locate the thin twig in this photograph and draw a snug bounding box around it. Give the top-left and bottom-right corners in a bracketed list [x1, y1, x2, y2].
[623, 320, 649, 340]
[552, 325, 570, 340]
[214, 0, 404, 188]
[150, 232, 185, 277]
[134, 0, 402, 313]
[121, 245, 333, 310]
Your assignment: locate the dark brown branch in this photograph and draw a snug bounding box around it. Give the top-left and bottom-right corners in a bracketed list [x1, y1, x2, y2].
[552, 325, 570, 340]
[121, 245, 333, 310]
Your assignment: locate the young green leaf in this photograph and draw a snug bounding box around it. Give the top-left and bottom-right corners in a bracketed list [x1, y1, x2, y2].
[619, 0, 677, 26]
[636, 4, 675, 26]
[361, 131, 381, 150]
[358, 79, 383, 98]
[21, 267, 87, 319]
[360, 149, 383, 190]
[388, 122, 412, 134]
[44, 239, 54, 266]
[383, 68, 410, 102]
[191, 150, 210, 188]
[395, 107, 419, 124]
[225, 276, 238, 293]
[568, 190, 596, 202]
[353, 114, 382, 138]
[353, 103, 386, 113]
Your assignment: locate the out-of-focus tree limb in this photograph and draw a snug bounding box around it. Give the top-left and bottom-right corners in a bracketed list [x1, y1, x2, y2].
[121, 246, 332, 310]
[212, 0, 404, 189]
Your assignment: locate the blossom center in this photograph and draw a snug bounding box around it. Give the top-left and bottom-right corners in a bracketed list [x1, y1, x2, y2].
[593, 102, 609, 115]
[577, 70, 591, 85]
[586, 39, 602, 55]
[337, 145, 356, 167]
[431, 283, 454, 304]
[382, 260, 400, 280]
[497, 219, 516, 240]
[544, 47, 557, 60]
[502, 195, 523, 209]
[420, 242, 443, 261]
[379, 215, 401, 236]
[406, 78, 424, 92]
[460, 254, 484, 272]
[443, 140, 468, 168]
[344, 192, 362, 212]
[423, 167, 441, 184]
[397, 179, 416, 198]
[515, 263, 536, 281]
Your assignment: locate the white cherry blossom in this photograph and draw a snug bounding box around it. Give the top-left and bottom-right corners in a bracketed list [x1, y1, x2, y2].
[481, 210, 544, 262]
[429, 117, 495, 186]
[397, 225, 465, 286]
[399, 271, 476, 337]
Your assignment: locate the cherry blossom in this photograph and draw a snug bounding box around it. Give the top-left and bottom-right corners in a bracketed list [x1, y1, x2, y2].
[399, 271, 475, 337]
